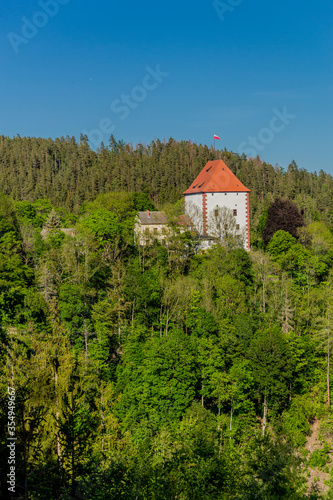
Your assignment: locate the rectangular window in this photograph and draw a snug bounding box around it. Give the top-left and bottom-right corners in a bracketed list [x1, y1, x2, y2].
[233, 209, 237, 216]
[236, 224, 240, 230]
[214, 209, 219, 217]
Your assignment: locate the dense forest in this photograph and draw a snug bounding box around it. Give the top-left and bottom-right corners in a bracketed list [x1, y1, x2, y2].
[1, 135, 333, 499]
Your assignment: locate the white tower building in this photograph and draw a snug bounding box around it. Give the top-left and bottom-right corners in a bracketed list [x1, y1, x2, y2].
[183, 160, 250, 250]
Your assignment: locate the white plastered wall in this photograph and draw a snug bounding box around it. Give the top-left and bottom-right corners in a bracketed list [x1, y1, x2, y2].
[184, 194, 202, 213]
[184, 192, 249, 249]
[206, 192, 247, 231]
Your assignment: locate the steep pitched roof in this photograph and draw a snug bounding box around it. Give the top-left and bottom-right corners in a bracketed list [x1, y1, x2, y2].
[183, 160, 250, 194]
[137, 211, 168, 225]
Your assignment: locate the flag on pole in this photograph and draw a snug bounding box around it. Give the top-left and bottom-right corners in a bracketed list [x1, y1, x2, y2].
[214, 134, 220, 140]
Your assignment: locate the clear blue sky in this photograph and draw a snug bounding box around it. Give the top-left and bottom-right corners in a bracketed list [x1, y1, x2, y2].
[1, 0, 332, 174]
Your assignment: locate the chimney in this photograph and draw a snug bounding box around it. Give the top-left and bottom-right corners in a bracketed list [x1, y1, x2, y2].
[147, 210, 150, 218]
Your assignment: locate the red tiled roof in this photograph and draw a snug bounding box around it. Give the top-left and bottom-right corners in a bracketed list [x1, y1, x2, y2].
[183, 160, 250, 194]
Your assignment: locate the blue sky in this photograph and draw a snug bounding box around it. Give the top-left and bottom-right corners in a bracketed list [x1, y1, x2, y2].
[1, 0, 332, 174]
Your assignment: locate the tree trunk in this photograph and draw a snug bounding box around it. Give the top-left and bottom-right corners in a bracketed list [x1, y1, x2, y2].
[132, 298, 135, 331]
[21, 407, 28, 499]
[55, 370, 61, 462]
[262, 393, 268, 436]
[327, 310, 331, 407]
[327, 335, 330, 407]
[84, 321, 88, 370]
[229, 406, 233, 437]
[160, 305, 163, 338]
[165, 308, 169, 337]
[101, 392, 105, 453]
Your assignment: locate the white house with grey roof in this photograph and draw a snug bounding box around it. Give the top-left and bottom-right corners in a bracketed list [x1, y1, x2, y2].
[135, 210, 169, 245]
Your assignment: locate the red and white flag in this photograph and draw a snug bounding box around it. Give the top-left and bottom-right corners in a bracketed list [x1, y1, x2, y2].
[214, 134, 220, 140]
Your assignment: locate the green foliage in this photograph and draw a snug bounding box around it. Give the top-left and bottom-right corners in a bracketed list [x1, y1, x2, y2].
[80, 209, 121, 243]
[15, 200, 44, 228]
[281, 395, 314, 447]
[33, 198, 53, 218]
[215, 275, 247, 319]
[1, 135, 333, 497]
[267, 230, 327, 284]
[248, 326, 294, 410]
[83, 191, 154, 220]
[0, 136, 332, 225]
[132, 192, 156, 211]
[257, 208, 268, 238]
[308, 443, 331, 470]
[45, 228, 65, 249]
[116, 328, 198, 432]
[58, 284, 91, 346]
[57, 383, 97, 496]
[0, 193, 20, 237]
[243, 432, 304, 498]
[267, 229, 299, 257]
[44, 209, 61, 229]
[0, 230, 33, 323]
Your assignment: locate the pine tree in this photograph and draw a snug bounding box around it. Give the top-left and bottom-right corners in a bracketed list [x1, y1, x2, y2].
[44, 209, 61, 229]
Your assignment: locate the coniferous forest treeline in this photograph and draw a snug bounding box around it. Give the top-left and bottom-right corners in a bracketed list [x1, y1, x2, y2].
[1, 134, 332, 222]
[1, 135, 333, 498]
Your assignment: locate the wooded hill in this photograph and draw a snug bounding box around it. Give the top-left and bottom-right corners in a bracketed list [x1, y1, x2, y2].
[1, 134, 332, 226]
[1, 135, 333, 499]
